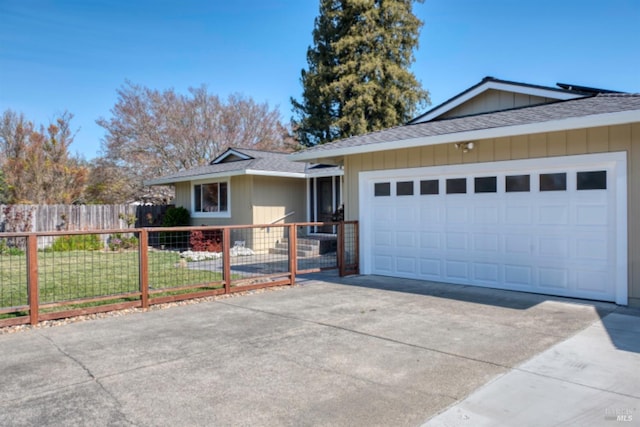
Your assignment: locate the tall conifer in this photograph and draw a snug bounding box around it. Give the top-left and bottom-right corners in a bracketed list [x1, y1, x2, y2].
[292, 0, 429, 146]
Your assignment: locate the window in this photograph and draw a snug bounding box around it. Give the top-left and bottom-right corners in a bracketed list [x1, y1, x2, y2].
[540, 173, 566, 191]
[420, 179, 439, 195]
[474, 176, 497, 193]
[539, 173, 566, 191]
[374, 182, 391, 197]
[446, 178, 466, 194]
[506, 175, 530, 192]
[194, 182, 228, 214]
[577, 170, 607, 190]
[396, 181, 414, 196]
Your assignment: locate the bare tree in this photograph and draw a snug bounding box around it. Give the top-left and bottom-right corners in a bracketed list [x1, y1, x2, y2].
[96, 82, 296, 202]
[84, 157, 137, 204]
[0, 110, 87, 204]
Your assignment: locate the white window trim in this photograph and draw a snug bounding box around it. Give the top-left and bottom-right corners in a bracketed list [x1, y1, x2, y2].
[191, 178, 231, 218]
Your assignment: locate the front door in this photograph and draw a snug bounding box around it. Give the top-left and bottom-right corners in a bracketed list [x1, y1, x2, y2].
[309, 176, 342, 233]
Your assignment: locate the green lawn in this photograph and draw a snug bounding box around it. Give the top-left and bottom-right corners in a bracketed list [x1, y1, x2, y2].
[0, 250, 222, 312]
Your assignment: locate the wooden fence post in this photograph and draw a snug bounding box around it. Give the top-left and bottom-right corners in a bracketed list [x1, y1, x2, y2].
[354, 221, 360, 275]
[139, 229, 149, 308]
[223, 228, 231, 293]
[337, 222, 345, 277]
[288, 224, 297, 286]
[27, 234, 39, 325]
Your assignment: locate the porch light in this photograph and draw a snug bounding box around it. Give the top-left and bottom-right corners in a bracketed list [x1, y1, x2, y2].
[454, 141, 475, 153]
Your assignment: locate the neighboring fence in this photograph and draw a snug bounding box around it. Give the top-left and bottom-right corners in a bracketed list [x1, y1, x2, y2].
[0, 204, 170, 232]
[0, 221, 359, 327]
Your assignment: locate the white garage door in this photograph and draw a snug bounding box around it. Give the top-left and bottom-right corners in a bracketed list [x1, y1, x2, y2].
[360, 153, 627, 304]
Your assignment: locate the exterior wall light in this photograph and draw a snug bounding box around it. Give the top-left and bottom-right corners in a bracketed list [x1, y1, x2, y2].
[454, 141, 475, 153]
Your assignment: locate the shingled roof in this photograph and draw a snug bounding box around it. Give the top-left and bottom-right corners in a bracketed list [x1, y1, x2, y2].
[146, 148, 341, 185]
[290, 94, 640, 163]
[408, 76, 621, 124]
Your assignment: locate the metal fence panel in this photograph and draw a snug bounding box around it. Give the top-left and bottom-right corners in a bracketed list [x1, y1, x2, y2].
[146, 228, 224, 296]
[37, 233, 140, 306]
[0, 221, 359, 327]
[0, 236, 28, 318]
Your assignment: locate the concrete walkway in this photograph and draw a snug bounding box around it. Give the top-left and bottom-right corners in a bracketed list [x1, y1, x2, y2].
[425, 311, 640, 426]
[0, 273, 638, 426]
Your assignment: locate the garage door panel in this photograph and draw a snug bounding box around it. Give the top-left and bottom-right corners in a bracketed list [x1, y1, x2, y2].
[474, 206, 499, 224]
[420, 232, 441, 249]
[446, 233, 468, 250]
[420, 204, 442, 223]
[373, 255, 393, 273]
[505, 206, 533, 224]
[473, 263, 500, 283]
[445, 261, 469, 280]
[374, 230, 393, 246]
[504, 265, 533, 286]
[575, 237, 608, 260]
[538, 267, 569, 289]
[395, 231, 417, 248]
[575, 270, 609, 293]
[373, 205, 393, 222]
[538, 236, 570, 257]
[538, 205, 570, 224]
[395, 206, 418, 223]
[472, 233, 500, 252]
[364, 153, 625, 303]
[420, 258, 442, 277]
[445, 206, 468, 223]
[575, 205, 608, 225]
[505, 235, 533, 254]
[396, 257, 417, 274]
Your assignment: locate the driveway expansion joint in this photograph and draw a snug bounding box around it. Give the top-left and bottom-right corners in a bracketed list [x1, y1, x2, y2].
[36, 331, 139, 426]
[216, 300, 514, 371]
[514, 365, 640, 400]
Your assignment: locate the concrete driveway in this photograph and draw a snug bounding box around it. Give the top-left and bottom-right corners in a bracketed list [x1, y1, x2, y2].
[1, 273, 638, 426]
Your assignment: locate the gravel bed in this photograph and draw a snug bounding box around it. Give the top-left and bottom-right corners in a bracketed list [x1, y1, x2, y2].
[0, 284, 297, 336]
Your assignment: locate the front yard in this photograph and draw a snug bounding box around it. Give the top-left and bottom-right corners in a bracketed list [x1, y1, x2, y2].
[0, 250, 222, 314]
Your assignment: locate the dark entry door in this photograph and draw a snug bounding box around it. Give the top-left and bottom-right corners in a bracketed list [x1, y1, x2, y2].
[316, 177, 334, 233]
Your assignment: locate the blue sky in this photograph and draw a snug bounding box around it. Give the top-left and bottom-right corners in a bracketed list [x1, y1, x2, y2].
[1, 0, 639, 160]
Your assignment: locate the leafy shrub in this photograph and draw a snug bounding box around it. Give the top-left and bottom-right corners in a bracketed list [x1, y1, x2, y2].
[108, 233, 138, 251]
[162, 207, 190, 227]
[159, 207, 190, 249]
[118, 213, 137, 228]
[51, 234, 103, 252]
[190, 230, 222, 252]
[0, 239, 24, 256]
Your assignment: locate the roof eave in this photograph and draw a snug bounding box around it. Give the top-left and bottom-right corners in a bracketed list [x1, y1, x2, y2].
[290, 109, 640, 163]
[244, 170, 307, 178]
[305, 168, 344, 178]
[145, 170, 247, 186]
[145, 168, 312, 186]
[409, 79, 584, 124]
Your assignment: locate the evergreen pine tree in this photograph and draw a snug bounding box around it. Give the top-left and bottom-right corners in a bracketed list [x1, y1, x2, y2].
[292, 0, 429, 146]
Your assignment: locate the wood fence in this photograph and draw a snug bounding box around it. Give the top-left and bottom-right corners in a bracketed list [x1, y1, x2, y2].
[0, 204, 170, 232]
[0, 222, 359, 327]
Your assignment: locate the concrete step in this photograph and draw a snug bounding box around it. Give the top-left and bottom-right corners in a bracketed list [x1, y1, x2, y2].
[281, 238, 322, 248]
[272, 241, 319, 253]
[280, 237, 337, 254]
[268, 247, 318, 257]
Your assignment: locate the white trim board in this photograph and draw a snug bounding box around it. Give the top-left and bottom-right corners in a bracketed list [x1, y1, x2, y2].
[290, 109, 640, 163]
